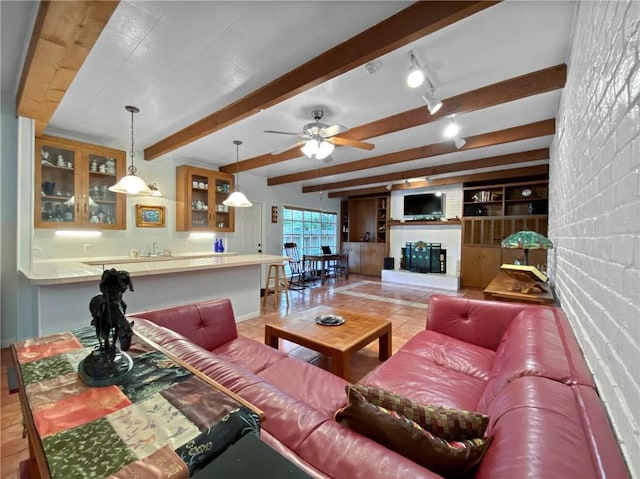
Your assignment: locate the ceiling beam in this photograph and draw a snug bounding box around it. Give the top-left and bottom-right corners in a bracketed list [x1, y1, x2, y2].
[16, 1, 119, 136]
[303, 149, 549, 193]
[327, 164, 550, 198]
[144, 1, 499, 161]
[220, 63, 566, 174]
[268, 119, 555, 186]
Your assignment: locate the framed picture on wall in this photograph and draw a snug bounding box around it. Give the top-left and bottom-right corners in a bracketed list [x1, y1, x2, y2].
[136, 205, 166, 227]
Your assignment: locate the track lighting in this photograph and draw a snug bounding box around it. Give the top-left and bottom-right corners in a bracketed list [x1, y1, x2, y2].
[422, 89, 443, 115]
[443, 117, 461, 138]
[406, 51, 425, 88]
[454, 138, 467, 149]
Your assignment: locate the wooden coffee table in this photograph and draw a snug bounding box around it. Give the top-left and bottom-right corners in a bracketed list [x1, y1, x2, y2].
[264, 306, 391, 380]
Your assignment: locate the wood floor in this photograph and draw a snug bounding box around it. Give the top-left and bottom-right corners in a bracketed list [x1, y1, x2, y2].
[0, 274, 483, 478]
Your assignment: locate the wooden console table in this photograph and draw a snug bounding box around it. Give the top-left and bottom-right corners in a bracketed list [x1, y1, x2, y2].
[484, 271, 556, 305]
[12, 327, 263, 479]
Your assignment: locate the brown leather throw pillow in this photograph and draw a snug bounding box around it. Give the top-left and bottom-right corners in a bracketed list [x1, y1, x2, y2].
[335, 386, 490, 479]
[353, 384, 489, 441]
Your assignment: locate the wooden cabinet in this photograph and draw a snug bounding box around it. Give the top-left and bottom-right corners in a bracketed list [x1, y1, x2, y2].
[344, 242, 386, 276]
[461, 178, 549, 288]
[35, 136, 126, 229]
[461, 246, 501, 289]
[176, 165, 235, 232]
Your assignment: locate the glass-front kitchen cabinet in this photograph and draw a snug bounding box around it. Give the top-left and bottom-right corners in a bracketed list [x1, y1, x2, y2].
[35, 135, 126, 229]
[176, 165, 235, 232]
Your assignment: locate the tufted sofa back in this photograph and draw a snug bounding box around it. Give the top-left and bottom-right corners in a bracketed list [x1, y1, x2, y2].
[129, 298, 238, 351]
[426, 294, 545, 351]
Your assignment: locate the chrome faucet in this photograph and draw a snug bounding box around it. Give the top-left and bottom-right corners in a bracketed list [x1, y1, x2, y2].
[152, 242, 161, 256]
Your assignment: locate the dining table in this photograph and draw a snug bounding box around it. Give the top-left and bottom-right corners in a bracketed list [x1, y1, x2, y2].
[303, 253, 348, 285]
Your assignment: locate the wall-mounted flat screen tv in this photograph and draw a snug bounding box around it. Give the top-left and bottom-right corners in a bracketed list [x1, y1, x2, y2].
[403, 193, 445, 219]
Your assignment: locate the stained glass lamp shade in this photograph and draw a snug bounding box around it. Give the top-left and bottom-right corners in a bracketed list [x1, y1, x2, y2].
[501, 230, 553, 265]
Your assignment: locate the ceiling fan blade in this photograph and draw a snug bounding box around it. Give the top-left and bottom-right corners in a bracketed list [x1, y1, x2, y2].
[329, 137, 375, 150]
[264, 130, 302, 136]
[323, 124, 348, 137]
[270, 141, 305, 155]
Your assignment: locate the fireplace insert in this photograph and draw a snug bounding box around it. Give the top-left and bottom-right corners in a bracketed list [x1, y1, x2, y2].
[401, 241, 446, 274]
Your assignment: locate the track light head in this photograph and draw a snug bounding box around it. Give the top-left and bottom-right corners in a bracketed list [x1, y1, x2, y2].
[454, 137, 467, 149]
[443, 117, 461, 138]
[407, 51, 425, 88]
[422, 89, 443, 115]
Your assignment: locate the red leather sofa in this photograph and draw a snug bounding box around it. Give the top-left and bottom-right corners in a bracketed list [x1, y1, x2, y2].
[129, 295, 629, 479]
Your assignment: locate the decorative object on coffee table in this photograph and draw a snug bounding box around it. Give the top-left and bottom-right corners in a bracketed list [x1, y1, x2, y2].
[501, 229, 553, 266]
[79, 268, 135, 386]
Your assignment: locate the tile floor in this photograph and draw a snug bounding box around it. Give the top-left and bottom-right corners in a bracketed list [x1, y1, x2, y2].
[0, 273, 483, 478]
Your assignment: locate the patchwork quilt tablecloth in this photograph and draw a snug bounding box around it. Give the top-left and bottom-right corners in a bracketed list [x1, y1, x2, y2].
[13, 327, 260, 479]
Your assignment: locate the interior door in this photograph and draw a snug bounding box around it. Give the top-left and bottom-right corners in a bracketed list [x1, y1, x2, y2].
[233, 202, 263, 254]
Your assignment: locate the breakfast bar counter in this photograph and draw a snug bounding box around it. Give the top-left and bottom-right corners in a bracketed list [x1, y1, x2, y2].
[18, 253, 287, 337]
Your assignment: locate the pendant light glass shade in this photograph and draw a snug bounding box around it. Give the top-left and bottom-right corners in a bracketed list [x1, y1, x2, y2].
[223, 140, 252, 208]
[109, 106, 152, 196]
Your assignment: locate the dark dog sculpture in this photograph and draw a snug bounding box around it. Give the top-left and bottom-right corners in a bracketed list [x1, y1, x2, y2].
[80, 269, 135, 386]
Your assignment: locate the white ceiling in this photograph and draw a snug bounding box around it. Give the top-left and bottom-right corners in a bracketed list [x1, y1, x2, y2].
[2, 1, 577, 192]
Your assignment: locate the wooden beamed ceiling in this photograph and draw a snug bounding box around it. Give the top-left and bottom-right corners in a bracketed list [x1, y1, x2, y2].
[268, 119, 556, 186]
[302, 149, 550, 193]
[221, 64, 566, 175]
[326, 164, 550, 198]
[16, 1, 119, 137]
[144, 1, 499, 161]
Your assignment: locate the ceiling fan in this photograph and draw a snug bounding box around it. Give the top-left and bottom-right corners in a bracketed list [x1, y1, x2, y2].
[264, 109, 375, 161]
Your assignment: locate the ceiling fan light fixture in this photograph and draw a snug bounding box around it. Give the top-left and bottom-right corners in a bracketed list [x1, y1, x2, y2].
[110, 106, 152, 196]
[315, 140, 334, 160]
[407, 50, 425, 88]
[223, 140, 252, 208]
[422, 89, 443, 115]
[301, 139, 319, 157]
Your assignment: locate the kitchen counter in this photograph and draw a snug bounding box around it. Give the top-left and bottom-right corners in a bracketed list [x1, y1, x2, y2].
[21, 252, 285, 285]
[18, 253, 289, 337]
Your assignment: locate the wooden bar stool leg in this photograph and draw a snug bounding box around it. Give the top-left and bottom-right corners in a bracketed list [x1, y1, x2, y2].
[278, 264, 289, 306]
[263, 264, 275, 306]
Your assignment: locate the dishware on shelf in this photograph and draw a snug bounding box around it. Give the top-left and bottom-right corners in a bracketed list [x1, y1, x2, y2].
[42, 181, 55, 196]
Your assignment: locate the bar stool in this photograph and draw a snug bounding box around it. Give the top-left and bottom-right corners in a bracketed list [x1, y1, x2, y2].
[263, 263, 289, 308]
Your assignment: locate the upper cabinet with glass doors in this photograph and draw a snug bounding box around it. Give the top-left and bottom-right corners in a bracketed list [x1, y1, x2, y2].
[35, 135, 126, 229]
[175, 165, 235, 232]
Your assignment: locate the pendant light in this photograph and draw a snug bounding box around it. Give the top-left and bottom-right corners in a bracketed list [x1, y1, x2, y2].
[223, 140, 252, 207]
[109, 106, 152, 195]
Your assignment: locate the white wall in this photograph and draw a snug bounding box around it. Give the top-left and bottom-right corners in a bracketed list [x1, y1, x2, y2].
[388, 184, 463, 275]
[549, 1, 639, 475]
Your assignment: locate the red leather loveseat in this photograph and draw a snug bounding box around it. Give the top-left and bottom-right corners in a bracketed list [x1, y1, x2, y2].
[129, 295, 629, 478]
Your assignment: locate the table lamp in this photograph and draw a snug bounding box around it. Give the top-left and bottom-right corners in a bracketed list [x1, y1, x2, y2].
[501, 230, 553, 266]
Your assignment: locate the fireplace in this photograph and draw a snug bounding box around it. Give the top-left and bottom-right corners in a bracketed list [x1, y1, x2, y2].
[400, 241, 446, 274]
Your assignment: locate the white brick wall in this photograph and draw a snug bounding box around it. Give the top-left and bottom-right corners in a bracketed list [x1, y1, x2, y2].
[549, 1, 639, 476]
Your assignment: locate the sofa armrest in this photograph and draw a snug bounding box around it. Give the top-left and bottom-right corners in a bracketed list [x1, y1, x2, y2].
[427, 295, 551, 351]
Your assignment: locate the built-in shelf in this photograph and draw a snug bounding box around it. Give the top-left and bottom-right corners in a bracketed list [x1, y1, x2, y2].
[388, 219, 462, 227]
